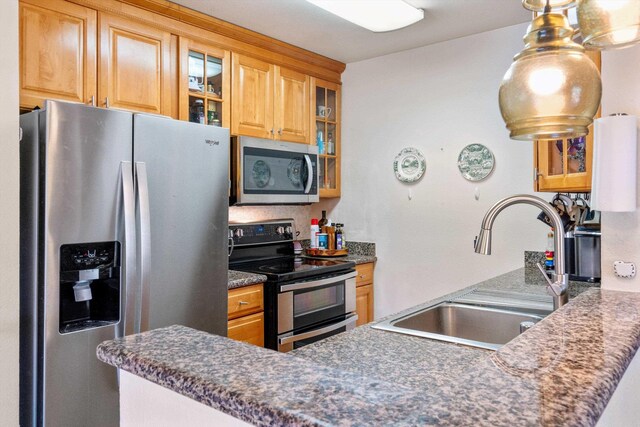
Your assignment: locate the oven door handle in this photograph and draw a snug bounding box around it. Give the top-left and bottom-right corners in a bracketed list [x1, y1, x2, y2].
[280, 271, 356, 292]
[278, 314, 358, 346]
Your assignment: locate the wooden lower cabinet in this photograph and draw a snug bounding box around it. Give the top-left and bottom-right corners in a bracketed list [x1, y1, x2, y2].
[356, 284, 373, 327]
[227, 312, 264, 347]
[355, 262, 374, 326]
[227, 283, 264, 347]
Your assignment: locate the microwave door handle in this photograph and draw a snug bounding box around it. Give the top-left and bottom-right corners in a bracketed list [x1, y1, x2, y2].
[278, 314, 358, 346]
[303, 154, 313, 194]
[135, 162, 151, 334]
[120, 161, 137, 337]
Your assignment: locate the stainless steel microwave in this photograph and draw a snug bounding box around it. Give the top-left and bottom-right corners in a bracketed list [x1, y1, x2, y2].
[230, 136, 319, 205]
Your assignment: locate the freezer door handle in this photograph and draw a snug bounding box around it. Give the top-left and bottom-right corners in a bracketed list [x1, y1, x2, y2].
[135, 162, 151, 333]
[120, 161, 137, 337]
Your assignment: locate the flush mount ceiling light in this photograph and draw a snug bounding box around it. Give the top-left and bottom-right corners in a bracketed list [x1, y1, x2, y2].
[305, 0, 424, 32]
[498, 10, 602, 140]
[578, 0, 640, 49]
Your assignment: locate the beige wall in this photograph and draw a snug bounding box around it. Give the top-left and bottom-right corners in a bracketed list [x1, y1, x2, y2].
[600, 45, 640, 292]
[0, 0, 20, 424]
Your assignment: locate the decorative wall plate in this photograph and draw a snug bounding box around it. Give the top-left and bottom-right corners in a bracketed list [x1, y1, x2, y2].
[393, 147, 426, 183]
[457, 144, 495, 182]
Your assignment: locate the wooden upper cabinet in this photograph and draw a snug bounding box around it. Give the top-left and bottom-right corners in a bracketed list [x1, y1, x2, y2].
[232, 54, 274, 139]
[274, 67, 309, 143]
[232, 53, 310, 143]
[312, 78, 342, 197]
[19, 0, 97, 109]
[178, 36, 230, 127]
[98, 13, 171, 114]
[534, 50, 601, 193]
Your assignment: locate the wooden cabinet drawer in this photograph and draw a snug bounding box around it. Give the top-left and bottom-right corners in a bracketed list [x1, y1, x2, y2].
[228, 284, 263, 319]
[355, 263, 374, 287]
[227, 312, 264, 347]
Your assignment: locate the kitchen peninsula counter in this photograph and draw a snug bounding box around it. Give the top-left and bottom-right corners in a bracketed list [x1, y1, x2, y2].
[98, 269, 640, 426]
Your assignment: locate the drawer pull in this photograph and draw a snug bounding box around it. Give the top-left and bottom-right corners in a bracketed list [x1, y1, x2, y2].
[238, 301, 249, 305]
[359, 275, 365, 278]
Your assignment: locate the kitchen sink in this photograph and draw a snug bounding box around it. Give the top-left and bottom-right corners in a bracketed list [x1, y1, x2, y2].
[372, 290, 552, 350]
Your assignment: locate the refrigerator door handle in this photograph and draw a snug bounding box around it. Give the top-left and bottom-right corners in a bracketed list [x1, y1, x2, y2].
[135, 161, 151, 333]
[303, 154, 313, 194]
[120, 161, 137, 337]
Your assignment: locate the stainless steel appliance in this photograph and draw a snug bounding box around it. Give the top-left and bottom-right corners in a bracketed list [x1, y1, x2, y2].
[230, 136, 319, 205]
[572, 225, 601, 282]
[20, 100, 229, 426]
[228, 219, 356, 352]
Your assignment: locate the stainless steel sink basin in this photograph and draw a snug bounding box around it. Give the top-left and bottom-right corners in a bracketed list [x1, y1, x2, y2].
[372, 290, 551, 350]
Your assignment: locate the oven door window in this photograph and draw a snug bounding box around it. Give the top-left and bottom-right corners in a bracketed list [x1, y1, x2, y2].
[243, 147, 317, 195]
[293, 283, 345, 331]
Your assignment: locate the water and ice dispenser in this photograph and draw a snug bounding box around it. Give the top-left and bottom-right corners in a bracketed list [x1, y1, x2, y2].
[59, 242, 121, 333]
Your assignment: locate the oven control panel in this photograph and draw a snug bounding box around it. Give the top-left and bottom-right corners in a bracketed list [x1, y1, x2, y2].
[229, 220, 295, 246]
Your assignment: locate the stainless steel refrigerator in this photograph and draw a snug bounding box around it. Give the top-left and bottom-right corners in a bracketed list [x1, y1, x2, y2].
[20, 100, 229, 426]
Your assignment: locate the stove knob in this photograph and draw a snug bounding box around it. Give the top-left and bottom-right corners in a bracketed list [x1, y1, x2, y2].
[276, 226, 285, 235]
[228, 229, 234, 239]
[285, 226, 293, 234]
[234, 229, 244, 238]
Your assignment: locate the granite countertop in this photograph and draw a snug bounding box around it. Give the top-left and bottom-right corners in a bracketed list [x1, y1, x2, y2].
[97, 268, 640, 426]
[227, 270, 267, 290]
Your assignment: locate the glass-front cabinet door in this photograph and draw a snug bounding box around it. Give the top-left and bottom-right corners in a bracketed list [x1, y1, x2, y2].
[534, 135, 592, 192]
[311, 78, 341, 198]
[179, 37, 230, 128]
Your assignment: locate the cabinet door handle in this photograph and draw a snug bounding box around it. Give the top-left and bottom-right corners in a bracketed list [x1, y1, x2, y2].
[238, 301, 249, 305]
[270, 128, 274, 135]
[277, 128, 282, 135]
[87, 96, 96, 107]
[104, 97, 110, 108]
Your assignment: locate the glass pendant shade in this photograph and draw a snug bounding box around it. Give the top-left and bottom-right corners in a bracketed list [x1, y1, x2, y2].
[522, 0, 576, 11]
[578, 0, 640, 49]
[499, 12, 602, 141]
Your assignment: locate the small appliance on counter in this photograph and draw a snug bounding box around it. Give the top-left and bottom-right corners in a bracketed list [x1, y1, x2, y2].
[229, 219, 356, 352]
[569, 224, 601, 282]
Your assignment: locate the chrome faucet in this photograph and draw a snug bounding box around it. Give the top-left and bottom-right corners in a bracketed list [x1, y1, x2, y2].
[475, 194, 569, 310]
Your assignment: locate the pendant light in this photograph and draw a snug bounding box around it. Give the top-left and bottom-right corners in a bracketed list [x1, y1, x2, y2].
[522, 0, 576, 11]
[578, 0, 640, 49]
[498, 7, 602, 140]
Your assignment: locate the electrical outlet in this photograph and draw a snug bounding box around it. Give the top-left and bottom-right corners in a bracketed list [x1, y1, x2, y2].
[614, 261, 636, 278]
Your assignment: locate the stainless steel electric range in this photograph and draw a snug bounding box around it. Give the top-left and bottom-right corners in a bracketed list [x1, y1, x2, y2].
[229, 219, 357, 352]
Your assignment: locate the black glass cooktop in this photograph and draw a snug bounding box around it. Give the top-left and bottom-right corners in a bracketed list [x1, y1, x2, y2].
[231, 257, 355, 282]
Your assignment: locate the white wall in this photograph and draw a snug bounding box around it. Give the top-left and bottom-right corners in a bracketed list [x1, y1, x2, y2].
[600, 45, 640, 292]
[0, 0, 20, 424]
[316, 23, 550, 318]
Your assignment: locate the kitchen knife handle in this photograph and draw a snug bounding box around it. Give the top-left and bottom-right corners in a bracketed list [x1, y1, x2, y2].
[135, 162, 152, 334]
[304, 154, 313, 194]
[120, 161, 137, 337]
